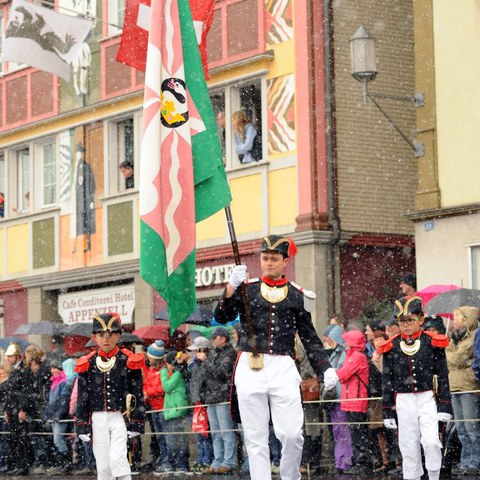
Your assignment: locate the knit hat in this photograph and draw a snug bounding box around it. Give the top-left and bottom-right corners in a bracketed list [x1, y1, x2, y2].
[210, 326, 230, 341]
[50, 357, 63, 370]
[423, 316, 446, 335]
[147, 340, 166, 360]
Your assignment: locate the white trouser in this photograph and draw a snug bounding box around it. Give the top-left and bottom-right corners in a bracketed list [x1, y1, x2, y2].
[235, 352, 304, 480]
[92, 411, 131, 480]
[396, 390, 442, 480]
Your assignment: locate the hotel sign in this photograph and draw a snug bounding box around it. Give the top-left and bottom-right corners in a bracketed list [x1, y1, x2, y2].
[58, 284, 135, 324]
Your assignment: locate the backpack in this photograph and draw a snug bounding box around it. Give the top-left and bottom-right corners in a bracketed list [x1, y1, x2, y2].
[250, 130, 262, 161]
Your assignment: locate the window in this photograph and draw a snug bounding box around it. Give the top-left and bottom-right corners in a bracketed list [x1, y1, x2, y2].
[108, 0, 126, 36]
[471, 245, 480, 289]
[41, 141, 57, 207]
[107, 114, 140, 194]
[210, 76, 265, 170]
[16, 148, 30, 213]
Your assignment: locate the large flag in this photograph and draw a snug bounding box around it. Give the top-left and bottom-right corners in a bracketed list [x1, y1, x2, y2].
[117, 0, 214, 77]
[140, 0, 231, 331]
[2, 0, 93, 81]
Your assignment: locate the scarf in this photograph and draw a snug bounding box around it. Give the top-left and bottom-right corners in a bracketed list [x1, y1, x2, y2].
[451, 326, 468, 344]
[50, 370, 67, 393]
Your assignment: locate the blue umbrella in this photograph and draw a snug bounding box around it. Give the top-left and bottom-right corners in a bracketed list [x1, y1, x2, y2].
[0, 336, 33, 351]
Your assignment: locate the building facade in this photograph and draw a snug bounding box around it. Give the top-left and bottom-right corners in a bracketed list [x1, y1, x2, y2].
[0, 0, 417, 345]
[408, 0, 480, 289]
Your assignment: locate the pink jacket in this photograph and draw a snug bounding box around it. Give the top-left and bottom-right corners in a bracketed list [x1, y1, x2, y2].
[336, 330, 369, 413]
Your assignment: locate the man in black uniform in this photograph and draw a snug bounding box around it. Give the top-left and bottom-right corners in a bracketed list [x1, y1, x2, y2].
[378, 296, 452, 480]
[214, 235, 336, 480]
[3, 343, 34, 475]
[75, 313, 145, 480]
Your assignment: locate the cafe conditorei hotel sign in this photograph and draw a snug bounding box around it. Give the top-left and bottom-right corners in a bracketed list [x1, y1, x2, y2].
[58, 284, 135, 324]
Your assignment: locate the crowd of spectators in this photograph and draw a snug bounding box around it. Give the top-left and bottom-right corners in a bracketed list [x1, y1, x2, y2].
[0, 296, 479, 477]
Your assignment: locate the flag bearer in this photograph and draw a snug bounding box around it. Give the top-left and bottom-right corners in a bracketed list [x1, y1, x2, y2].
[214, 235, 337, 480]
[75, 313, 145, 480]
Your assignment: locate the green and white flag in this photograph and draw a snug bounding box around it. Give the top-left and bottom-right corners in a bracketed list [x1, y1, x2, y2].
[140, 0, 231, 332]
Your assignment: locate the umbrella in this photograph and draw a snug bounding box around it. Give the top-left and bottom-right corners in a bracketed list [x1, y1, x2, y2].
[14, 321, 65, 336]
[84, 332, 144, 348]
[416, 284, 461, 306]
[61, 323, 93, 337]
[425, 288, 480, 316]
[133, 324, 171, 342]
[0, 337, 32, 351]
[155, 305, 213, 326]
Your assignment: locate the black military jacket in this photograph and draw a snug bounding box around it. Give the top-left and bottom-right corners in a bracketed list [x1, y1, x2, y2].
[214, 277, 330, 378]
[4, 361, 34, 416]
[75, 347, 145, 436]
[380, 330, 452, 419]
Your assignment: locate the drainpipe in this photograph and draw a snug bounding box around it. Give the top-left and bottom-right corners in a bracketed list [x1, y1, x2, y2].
[322, 0, 341, 316]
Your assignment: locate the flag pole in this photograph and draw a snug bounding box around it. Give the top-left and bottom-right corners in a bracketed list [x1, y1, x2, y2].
[224, 205, 259, 359]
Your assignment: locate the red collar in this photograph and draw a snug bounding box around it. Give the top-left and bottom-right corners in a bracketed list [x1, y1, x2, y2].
[401, 329, 422, 341]
[98, 346, 119, 359]
[262, 276, 287, 287]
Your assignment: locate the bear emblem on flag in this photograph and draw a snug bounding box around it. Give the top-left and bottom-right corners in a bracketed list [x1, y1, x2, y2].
[160, 77, 189, 128]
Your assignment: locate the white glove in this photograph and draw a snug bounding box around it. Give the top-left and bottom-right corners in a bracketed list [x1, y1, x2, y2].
[229, 265, 247, 289]
[384, 419, 397, 430]
[127, 431, 140, 438]
[437, 412, 452, 422]
[323, 368, 339, 391]
[79, 434, 91, 442]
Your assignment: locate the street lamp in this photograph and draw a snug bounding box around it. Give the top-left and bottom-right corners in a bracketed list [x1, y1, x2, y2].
[350, 26, 424, 157]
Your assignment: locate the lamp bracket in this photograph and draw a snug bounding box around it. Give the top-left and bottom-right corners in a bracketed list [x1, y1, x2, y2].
[366, 90, 424, 157]
[369, 91, 425, 108]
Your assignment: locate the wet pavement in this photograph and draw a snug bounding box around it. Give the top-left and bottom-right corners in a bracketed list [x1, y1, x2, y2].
[0, 471, 477, 479]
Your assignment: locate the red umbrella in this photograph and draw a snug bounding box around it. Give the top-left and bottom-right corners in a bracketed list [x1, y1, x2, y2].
[416, 284, 461, 306]
[133, 324, 170, 342]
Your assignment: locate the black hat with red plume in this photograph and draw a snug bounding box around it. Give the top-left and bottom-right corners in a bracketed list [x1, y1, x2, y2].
[92, 312, 122, 334]
[260, 235, 297, 258]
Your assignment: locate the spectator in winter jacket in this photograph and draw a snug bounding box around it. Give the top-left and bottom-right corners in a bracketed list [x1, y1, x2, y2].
[27, 349, 52, 475]
[322, 324, 353, 473]
[3, 342, 35, 475]
[160, 351, 190, 474]
[187, 335, 213, 474]
[335, 329, 371, 475]
[144, 340, 170, 474]
[446, 306, 480, 475]
[203, 327, 237, 475]
[44, 358, 72, 475]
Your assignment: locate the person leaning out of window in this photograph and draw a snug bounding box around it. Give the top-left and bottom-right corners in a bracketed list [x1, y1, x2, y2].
[231, 111, 259, 165]
[119, 161, 134, 189]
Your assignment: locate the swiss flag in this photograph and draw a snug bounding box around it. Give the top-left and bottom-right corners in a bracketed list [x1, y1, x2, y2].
[117, 0, 214, 77]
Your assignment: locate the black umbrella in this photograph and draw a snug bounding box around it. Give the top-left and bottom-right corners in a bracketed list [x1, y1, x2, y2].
[425, 288, 480, 316]
[155, 305, 213, 326]
[61, 322, 93, 337]
[14, 321, 64, 335]
[84, 332, 144, 348]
